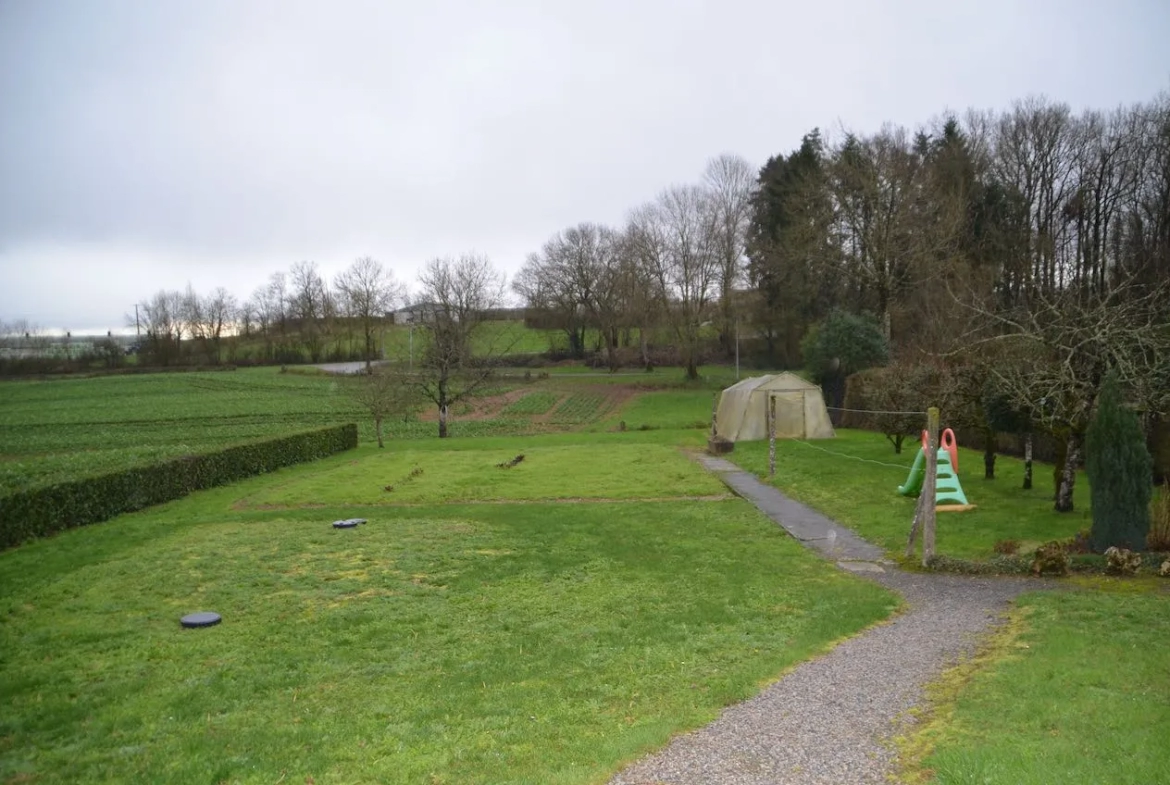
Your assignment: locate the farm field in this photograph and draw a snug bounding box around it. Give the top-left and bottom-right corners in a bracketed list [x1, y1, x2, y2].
[0, 367, 731, 495]
[0, 433, 897, 785]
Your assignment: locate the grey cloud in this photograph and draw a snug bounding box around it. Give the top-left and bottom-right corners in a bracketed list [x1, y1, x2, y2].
[1, 0, 1168, 329]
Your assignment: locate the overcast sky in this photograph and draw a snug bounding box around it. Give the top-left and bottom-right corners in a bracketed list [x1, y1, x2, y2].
[1, 0, 1168, 333]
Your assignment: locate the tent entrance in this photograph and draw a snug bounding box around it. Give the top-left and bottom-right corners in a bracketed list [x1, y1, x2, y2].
[767, 391, 807, 439]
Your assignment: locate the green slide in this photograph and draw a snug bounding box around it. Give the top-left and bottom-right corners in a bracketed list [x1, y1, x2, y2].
[898, 447, 925, 496]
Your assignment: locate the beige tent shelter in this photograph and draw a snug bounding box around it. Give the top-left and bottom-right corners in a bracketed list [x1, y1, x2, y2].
[714, 373, 836, 442]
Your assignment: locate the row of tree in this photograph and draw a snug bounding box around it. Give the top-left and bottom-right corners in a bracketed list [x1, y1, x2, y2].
[513, 154, 754, 378]
[134, 257, 404, 367]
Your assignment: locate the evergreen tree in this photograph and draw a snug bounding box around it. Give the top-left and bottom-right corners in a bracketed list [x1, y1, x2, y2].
[1085, 372, 1153, 551]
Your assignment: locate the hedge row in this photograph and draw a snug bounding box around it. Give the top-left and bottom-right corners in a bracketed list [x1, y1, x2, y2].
[0, 423, 358, 550]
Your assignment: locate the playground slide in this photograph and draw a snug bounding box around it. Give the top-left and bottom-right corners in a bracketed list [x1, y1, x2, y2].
[898, 447, 926, 496]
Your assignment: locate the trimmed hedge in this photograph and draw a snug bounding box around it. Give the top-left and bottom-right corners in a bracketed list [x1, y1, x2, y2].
[0, 423, 358, 549]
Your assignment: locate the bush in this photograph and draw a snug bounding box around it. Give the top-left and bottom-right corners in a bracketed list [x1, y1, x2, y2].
[800, 310, 888, 382]
[1149, 486, 1170, 551]
[0, 424, 358, 549]
[1085, 373, 1153, 552]
[1031, 541, 1070, 576]
[1104, 546, 1143, 576]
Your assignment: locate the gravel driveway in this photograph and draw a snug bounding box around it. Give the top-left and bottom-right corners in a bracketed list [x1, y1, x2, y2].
[608, 456, 1047, 785]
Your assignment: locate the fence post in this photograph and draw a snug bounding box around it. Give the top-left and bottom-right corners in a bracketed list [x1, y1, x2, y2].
[768, 394, 777, 477]
[711, 393, 718, 440]
[922, 406, 940, 567]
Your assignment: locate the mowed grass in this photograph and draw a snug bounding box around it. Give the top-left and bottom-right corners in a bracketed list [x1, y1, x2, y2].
[0, 439, 897, 784]
[600, 390, 717, 431]
[914, 585, 1170, 784]
[234, 442, 725, 508]
[730, 430, 1091, 560]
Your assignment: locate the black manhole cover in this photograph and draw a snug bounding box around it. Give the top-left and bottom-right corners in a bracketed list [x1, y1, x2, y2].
[180, 612, 222, 628]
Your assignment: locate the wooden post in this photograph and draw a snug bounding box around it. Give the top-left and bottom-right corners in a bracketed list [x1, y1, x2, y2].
[711, 393, 719, 439]
[922, 406, 940, 567]
[905, 486, 926, 558]
[768, 394, 777, 477]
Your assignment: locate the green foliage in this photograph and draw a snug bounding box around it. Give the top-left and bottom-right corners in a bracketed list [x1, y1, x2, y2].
[800, 310, 889, 382]
[1085, 373, 1153, 551]
[0, 424, 357, 549]
[502, 391, 561, 415]
[550, 393, 608, 424]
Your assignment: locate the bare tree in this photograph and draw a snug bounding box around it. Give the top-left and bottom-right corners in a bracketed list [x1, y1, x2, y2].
[703, 153, 756, 354]
[289, 261, 329, 362]
[955, 279, 1170, 512]
[412, 253, 508, 437]
[335, 256, 404, 371]
[629, 185, 719, 380]
[135, 289, 183, 365]
[347, 366, 420, 447]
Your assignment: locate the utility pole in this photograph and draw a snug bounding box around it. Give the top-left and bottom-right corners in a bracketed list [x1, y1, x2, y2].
[735, 317, 740, 381]
[135, 304, 141, 337]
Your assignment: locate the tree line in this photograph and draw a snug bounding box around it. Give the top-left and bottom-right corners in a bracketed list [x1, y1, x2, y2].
[132, 256, 405, 368]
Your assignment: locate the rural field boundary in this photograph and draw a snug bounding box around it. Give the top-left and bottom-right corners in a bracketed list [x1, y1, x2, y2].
[0, 423, 357, 549]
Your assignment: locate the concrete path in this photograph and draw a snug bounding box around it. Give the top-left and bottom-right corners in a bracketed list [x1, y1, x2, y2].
[608, 454, 1045, 785]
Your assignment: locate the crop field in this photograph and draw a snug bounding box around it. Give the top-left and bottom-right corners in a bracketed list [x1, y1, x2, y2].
[0, 370, 366, 495]
[501, 390, 561, 416]
[0, 367, 729, 496]
[549, 393, 610, 424]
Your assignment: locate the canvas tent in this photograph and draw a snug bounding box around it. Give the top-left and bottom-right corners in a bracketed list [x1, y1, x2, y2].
[713, 373, 835, 442]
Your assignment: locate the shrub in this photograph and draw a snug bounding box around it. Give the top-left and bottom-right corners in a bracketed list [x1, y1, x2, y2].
[0, 424, 358, 549]
[993, 539, 1020, 555]
[1031, 541, 1070, 576]
[1104, 546, 1143, 576]
[1085, 373, 1153, 552]
[1148, 486, 1170, 551]
[800, 310, 888, 382]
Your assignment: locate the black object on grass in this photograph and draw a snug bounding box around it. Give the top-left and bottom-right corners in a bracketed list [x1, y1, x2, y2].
[180, 612, 222, 629]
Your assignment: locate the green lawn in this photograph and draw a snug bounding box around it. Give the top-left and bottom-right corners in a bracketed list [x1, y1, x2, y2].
[233, 442, 727, 508]
[730, 430, 1091, 560]
[600, 390, 717, 431]
[910, 584, 1170, 784]
[0, 434, 896, 784]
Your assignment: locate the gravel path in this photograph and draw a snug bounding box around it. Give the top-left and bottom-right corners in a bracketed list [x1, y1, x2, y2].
[608, 455, 1046, 785]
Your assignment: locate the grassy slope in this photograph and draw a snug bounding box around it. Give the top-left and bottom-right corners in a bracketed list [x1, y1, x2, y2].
[915, 585, 1170, 784]
[0, 437, 896, 784]
[730, 430, 1091, 560]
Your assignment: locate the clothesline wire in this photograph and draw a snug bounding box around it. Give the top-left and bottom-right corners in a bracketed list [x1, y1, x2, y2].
[825, 406, 928, 416]
[790, 438, 913, 470]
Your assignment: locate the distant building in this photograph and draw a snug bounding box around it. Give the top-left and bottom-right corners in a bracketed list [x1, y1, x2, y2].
[388, 302, 444, 324]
